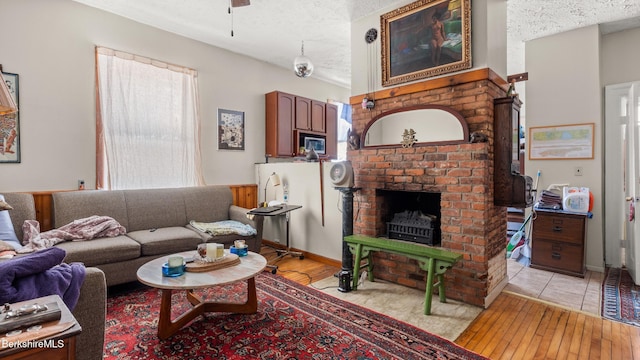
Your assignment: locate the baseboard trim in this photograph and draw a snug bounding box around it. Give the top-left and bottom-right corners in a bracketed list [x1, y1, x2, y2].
[484, 276, 508, 308]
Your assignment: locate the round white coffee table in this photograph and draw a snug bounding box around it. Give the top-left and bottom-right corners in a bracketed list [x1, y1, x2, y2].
[136, 249, 267, 339]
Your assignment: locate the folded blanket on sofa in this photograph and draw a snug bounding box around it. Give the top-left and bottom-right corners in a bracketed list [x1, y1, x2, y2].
[190, 220, 257, 236]
[0, 247, 86, 311]
[19, 215, 126, 252]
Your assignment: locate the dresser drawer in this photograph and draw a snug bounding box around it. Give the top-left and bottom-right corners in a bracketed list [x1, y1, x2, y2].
[531, 240, 583, 274]
[532, 213, 585, 245]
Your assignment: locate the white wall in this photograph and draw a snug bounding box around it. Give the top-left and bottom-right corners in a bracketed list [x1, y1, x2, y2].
[0, 0, 349, 192]
[601, 26, 640, 86]
[524, 25, 604, 271]
[256, 162, 344, 261]
[350, 0, 507, 96]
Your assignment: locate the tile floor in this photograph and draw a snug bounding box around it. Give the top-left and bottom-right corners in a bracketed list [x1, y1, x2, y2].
[505, 258, 602, 314]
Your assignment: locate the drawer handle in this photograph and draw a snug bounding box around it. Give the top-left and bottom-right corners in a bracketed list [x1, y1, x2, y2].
[552, 252, 561, 260]
[552, 226, 563, 232]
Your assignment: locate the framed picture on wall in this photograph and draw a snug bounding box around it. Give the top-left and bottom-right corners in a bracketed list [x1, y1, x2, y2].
[381, 0, 471, 87]
[529, 123, 595, 160]
[0, 72, 20, 163]
[217, 108, 245, 151]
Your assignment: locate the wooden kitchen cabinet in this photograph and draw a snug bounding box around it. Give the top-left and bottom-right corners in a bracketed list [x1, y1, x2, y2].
[266, 91, 295, 157]
[295, 97, 325, 132]
[530, 210, 587, 277]
[311, 100, 325, 132]
[295, 96, 311, 130]
[266, 91, 337, 159]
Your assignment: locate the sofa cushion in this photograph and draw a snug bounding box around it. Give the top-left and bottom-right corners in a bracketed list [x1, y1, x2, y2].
[1, 193, 36, 243]
[127, 227, 202, 256]
[55, 236, 140, 267]
[53, 191, 129, 230]
[182, 185, 233, 223]
[123, 189, 188, 232]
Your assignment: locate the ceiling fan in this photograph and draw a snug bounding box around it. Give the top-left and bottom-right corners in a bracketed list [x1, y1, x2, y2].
[228, 0, 250, 37]
[231, 0, 250, 7]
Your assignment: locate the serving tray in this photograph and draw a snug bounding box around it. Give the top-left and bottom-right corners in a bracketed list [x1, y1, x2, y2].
[185, 254, 241, 272]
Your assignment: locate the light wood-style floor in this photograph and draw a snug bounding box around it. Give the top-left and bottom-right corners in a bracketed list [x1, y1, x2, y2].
[264, 249, 640, 360]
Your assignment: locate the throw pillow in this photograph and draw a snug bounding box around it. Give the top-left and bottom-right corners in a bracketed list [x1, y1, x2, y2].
[0, 199, 12, 211]
[0, 240, 15, 251]
[0, 195, 21, 250]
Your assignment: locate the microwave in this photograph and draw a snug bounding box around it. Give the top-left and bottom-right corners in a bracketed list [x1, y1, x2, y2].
[304, 136, 326, 154]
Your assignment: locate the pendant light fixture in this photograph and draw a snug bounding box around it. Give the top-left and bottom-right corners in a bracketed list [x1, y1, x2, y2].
[293, 41, 313, 78]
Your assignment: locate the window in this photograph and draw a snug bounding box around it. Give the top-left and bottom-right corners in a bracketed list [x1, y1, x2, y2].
[95, 47, 204, 189]
[329, 100, 352, 160]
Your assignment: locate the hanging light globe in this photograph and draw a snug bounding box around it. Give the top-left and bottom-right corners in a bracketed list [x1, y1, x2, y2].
[293, 41, 313, 78]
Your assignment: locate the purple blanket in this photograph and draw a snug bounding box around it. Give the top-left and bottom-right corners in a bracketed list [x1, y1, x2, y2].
[0, 247, 86, 311]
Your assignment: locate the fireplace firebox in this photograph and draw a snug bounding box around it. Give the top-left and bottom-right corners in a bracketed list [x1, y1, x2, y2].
[378, 190, 441, 246]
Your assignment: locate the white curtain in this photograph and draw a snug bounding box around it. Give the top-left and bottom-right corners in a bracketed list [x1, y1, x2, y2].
[96, 47, 204, 189]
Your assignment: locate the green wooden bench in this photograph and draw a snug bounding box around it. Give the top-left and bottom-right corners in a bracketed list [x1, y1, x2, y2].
[344, 234, 462, 315]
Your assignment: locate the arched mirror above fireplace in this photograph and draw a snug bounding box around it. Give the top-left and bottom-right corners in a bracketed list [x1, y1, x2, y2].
[361, 105, 469, 148]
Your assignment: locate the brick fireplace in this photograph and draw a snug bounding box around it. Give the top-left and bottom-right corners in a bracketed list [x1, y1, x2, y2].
[348, 68, 509, 307]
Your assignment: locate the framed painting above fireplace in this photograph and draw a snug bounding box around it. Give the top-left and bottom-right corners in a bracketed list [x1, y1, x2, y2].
[381, 0, 471, 87]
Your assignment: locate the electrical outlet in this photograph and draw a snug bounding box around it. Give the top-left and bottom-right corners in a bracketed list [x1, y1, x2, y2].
[574, 166, 583, 176]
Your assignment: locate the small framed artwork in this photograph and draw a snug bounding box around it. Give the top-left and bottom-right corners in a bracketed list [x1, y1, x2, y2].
[381, 0, 471, 87]
[529, 123, 595, 160]
[0, 72, 20, 163]
[217, 108, 245, 151]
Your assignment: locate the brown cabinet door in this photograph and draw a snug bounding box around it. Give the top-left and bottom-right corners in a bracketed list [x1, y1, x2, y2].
[266, 91, 295, 157]
[325, 103, 338, 159]
[295, 97, 311, 130]
[311, 100, 326, 132]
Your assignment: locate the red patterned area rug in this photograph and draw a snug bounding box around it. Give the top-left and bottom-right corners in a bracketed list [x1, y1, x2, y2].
[104, 273, 488, 359]
[602, 267, 640, 327]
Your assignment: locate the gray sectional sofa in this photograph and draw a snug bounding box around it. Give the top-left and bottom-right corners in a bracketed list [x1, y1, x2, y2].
[2, 185, 263, 360]
[50, 185, 263, 286]
[3, 192, 106, 360]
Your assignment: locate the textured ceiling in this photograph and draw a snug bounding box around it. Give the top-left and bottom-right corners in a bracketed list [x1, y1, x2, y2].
[71, 0, 640, 88]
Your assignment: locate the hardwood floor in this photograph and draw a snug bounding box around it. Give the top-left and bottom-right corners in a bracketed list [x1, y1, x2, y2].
[456, 291, 640, 360]
[266, 250, 640, 360]
[260, 246, 340, 285]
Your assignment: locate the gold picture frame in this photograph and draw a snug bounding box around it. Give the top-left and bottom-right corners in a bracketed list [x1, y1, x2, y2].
[381, 0, 471, 87]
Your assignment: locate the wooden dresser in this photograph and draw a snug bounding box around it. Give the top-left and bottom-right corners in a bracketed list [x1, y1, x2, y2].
[530, 209, 587, 277]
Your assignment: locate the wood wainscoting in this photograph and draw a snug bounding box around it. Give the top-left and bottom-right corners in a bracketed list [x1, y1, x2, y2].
[229, 184, 259, 210]
[30, 184, 258, 232]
